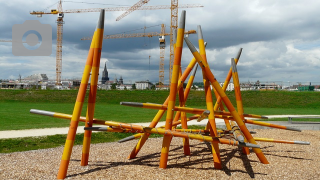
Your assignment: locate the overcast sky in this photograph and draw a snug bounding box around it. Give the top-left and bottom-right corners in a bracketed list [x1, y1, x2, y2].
[0, 0, 320, 85]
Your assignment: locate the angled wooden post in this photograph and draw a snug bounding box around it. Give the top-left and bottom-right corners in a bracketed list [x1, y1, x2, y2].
[197, 25, 222, 169]
[127, 57, 198, 159]
[57, 9, 105, 179]
[159, 10, 186, 169]
[80, 11, 105, 165]
[231, 58, 250, 154]
[184, 37, 269, 164]
[213, 48, 243, 110]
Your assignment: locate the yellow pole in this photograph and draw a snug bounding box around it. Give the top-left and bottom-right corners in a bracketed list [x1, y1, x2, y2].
[176, 70, 190, 155]
[231, 58, 250, 154]
[127, 58, 198, 159]
[57, 9, 105, 179]
[198, 25, 221, 169]
[253, 137, 310, 145]
[213, 48, 243, 111]
[184, 37, 269, 164]
[160, 10, 186, 169]
[80, 11, 105, 166]
[212, 88, 232, 130]
[86, 122, 261, 148]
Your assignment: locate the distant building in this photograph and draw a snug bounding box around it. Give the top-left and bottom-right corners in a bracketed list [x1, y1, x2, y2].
[135, 80, 153, 90]
[119, 76, 123, 85]
[219, 82, 234, 91]
[101, 62, 109, 84]
[24, 73, 48, 83]
[253, 80, 280, 90]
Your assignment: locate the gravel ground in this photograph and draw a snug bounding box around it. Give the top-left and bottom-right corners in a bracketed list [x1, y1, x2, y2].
[0, 129, 319, 179]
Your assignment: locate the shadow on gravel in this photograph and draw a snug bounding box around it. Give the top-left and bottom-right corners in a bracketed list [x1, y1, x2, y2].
[66, 141, 277, 179]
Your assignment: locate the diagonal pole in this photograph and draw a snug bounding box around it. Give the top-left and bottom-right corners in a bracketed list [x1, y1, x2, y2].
[57, 9, 105, 179]
[80, 11, 105, 166]
[127, 41, 199, 160]
[159, 10, 186, 169]
[184, 37, 269, 164]
[231, 58, 250, 154]
[197, 25, 221, 169]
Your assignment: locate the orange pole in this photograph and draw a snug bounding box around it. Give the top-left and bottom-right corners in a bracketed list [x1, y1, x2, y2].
[197, 25, 221, 169]
[160, 10, 186, 169]
[231, 58, 250, 155]
[184, 37, 269, 164]
[212, 88, 232, 130]
[253, 137, 310, 145]
[213, 48, 243, 111]
[244, 119, 301, 131]
[121, 102, 208, 115]
[80, 11, 104, 166]
[128, 58, 198, 159]
[57, 10, 105, 179]
[86, 122, 260, 148]
[177, 69, 190, 155]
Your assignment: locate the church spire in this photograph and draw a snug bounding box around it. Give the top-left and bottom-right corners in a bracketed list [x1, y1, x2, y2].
[101, 61, 109, 84]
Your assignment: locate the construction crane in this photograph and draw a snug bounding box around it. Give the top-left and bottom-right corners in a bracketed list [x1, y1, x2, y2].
[159, 24, 166, 89]
[169, 0, 178, 84]
[81, 25, 196, 88]
[116, 0, 151, 21]
[115, 0, 202, 84]
[30, 1, 202, 87]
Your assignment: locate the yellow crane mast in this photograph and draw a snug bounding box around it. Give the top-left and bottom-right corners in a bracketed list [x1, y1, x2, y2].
[56, 0, 63, 86]
[159, 24, 166, 89]
[169, 0, 178, 84]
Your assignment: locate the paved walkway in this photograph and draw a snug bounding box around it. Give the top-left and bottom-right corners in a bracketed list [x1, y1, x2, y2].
[1, 115, 320, 139]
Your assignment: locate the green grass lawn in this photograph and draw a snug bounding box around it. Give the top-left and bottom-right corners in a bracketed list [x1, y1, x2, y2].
[1, 90, 320, 131]
[1, 89, 319, 153]
[0, 131, 162, 153]
[0, 102, 166, 131]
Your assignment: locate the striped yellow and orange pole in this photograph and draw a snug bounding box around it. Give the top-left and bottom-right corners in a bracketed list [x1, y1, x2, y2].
[84, 122, 261, 148]
[198, 25, 221, 169]
[184, 37, 269, 164]
[212, 88, 232, 130]
[57, 9, 105, 179]
[173, 64, 199, 154]
[230, 121, 245, 143]
[176, 73, 190, 155]
[126, 42, 203, 158]
[205, 49, 243, 131]
[244, 119, 301, 131]
[231, 58, 250, 154]
[127, 55, 199, 159]
[184, 64, 198, 100]
[172, 30, 190, 154]
[121, 102, 208, 115]
[213, 48, 243, 110]
[121, 101, 269, 120]
[81, 10, 105, 166]
[127, 28, 201, 158]
[30, 109, 107, 125]
[160, 10, 186, 169]
[172, 65, 199, 126]
[253, 137, 310, 145]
